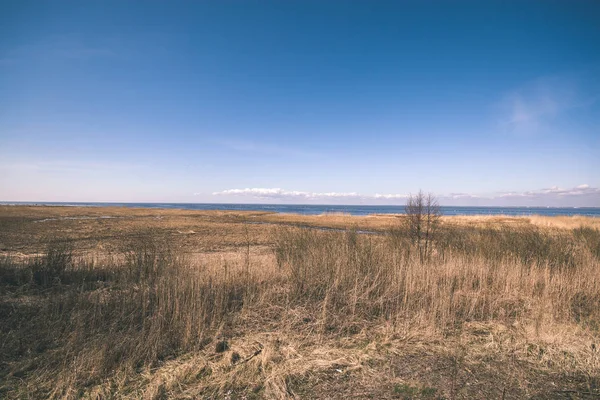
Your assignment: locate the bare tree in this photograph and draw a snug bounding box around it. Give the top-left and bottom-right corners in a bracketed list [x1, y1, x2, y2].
[405, 190, 441, 262]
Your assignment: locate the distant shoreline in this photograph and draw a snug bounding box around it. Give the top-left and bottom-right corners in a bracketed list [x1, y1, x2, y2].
[1, 202, 599, 217]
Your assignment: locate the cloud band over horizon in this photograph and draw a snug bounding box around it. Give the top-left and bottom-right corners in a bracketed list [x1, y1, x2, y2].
[207, 185, 600, 207]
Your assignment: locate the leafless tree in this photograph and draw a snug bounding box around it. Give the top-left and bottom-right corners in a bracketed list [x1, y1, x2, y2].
[405, 190, 441, 262]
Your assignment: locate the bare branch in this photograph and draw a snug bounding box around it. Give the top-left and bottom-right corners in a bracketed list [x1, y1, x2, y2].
[404, 190, 441, 262]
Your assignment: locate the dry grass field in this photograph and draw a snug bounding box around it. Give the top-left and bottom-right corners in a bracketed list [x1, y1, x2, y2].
[1, 206, 599, 399]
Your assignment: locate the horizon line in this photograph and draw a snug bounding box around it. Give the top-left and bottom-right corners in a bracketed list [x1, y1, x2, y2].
[1, 201, 599, 209]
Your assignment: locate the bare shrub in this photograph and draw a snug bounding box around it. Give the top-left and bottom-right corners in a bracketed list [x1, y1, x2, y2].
[405, 190, 441, 262]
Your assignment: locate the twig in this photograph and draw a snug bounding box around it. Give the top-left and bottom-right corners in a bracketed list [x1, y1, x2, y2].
[240, 346, 263, 364]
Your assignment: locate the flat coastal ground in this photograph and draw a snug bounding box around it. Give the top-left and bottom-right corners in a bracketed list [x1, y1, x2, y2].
[1, 206, 599, 399]
[2, 205, 598, 258]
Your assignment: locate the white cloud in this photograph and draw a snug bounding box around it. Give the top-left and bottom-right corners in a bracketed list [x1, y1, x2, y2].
[497, 74, 599, 135]
[497, 184, 600, 199]
[448, 193, 481, 199]
[211, 188, 366, 200]
[208, 185, 600, 206]
[373, 193, 408, 199]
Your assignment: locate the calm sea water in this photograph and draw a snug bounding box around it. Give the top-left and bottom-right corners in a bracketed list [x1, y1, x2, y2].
[2, 202, 600, 217]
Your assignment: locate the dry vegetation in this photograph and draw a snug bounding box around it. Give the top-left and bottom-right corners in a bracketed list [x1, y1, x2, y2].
[0, 206, 599, 399]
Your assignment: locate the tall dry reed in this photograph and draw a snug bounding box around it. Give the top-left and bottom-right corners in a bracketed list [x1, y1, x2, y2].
[1, 223, 599, 398]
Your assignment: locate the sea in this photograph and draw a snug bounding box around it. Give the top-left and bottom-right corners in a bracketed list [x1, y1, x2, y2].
[1, 202, 600, 217]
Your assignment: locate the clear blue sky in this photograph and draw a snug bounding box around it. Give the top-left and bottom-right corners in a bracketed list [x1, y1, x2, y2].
[1, 1, 599, 206]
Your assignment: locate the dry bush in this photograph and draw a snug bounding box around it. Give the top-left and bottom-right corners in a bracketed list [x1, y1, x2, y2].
[404, 191, 441, 262]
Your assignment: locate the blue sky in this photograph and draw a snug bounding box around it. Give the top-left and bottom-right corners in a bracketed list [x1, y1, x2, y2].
[1, 1, 599, 206]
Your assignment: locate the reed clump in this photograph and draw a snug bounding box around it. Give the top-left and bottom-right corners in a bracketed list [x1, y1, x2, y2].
[0, 236, 259, 398]
[275, 225, 600, 332]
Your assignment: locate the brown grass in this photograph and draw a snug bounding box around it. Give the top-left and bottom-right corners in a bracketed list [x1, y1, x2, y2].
[0, 207, 599, 398]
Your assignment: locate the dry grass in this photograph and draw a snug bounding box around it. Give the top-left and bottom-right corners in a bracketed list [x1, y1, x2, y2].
[0, 207, 599, 398]
[443, 214, 600, 230]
